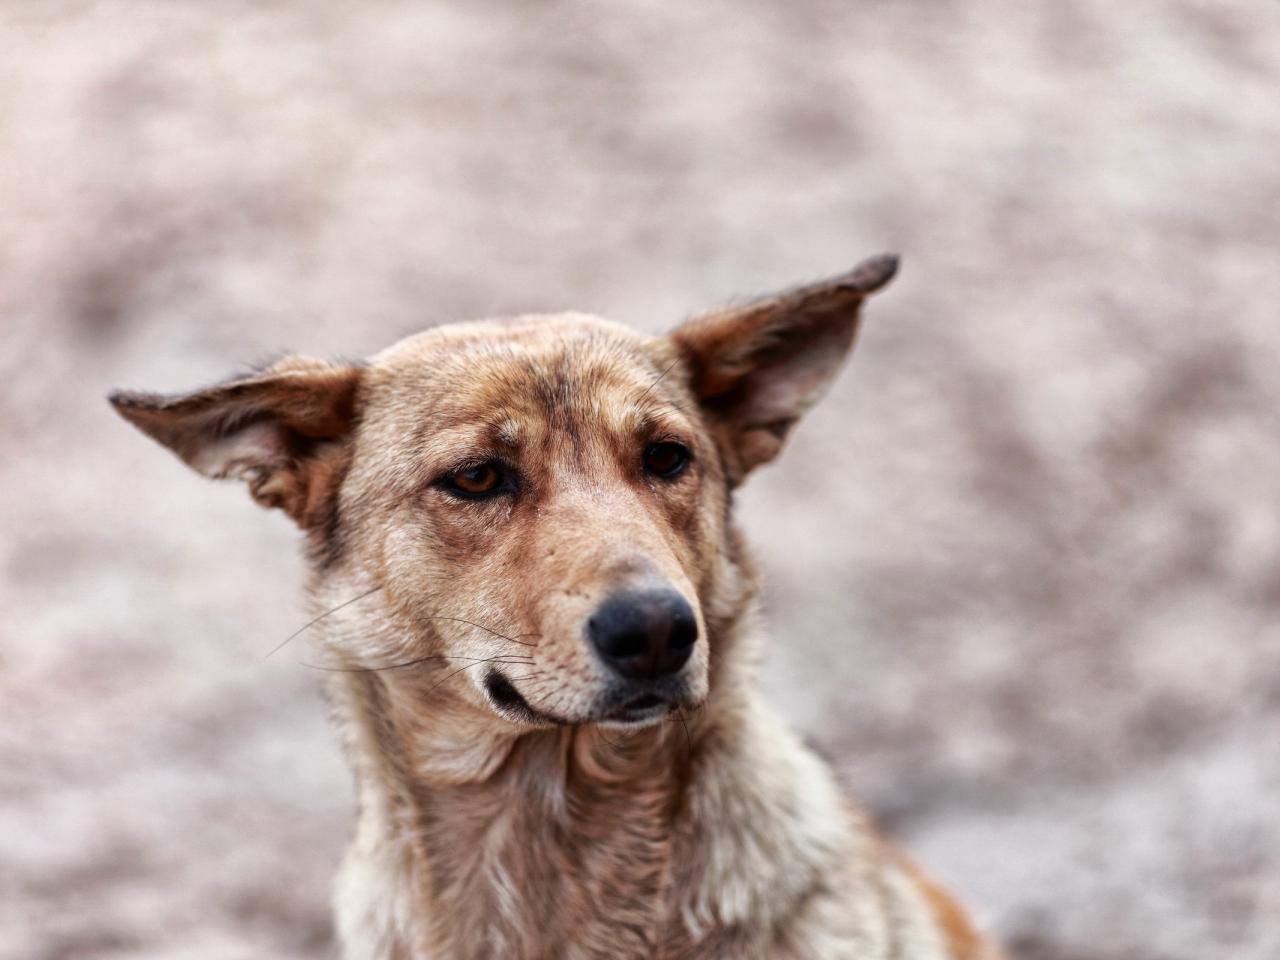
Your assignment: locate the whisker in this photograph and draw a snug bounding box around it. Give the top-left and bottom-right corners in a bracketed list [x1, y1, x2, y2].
[598, 727, 625, 750]
[424, 654, 532, 696]
[301, 654, 532, 675]
[412, 616, 539, 648]
[664, 705, 699, 755]
[637, 357, 681, 404]
[676, 707, 693, 755]
[265, 585, 383, 659]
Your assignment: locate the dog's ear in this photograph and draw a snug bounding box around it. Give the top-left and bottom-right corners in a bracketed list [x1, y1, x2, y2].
[671, 253, 899, 481]
[109, 356, 362, 527]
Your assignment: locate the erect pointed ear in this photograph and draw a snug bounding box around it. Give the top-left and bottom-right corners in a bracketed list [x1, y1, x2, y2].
[671, 253, 899, 482]
[109, 356, 362, 528]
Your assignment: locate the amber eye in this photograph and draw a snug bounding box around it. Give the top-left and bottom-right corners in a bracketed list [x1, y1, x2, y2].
[643, 441, 691, 479]
[441, 461, 508, 499]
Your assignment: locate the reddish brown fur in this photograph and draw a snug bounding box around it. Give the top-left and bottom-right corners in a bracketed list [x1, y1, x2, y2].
[112, 254, 1002, 959]
[892, 850, 991, 960]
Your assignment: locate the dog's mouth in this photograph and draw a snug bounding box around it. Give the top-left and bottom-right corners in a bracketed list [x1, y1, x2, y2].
[483, 670, 684, 728]
[483, 671, 564, 726]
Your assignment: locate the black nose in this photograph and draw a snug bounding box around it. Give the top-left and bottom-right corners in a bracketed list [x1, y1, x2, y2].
[588, 588, 698, 680]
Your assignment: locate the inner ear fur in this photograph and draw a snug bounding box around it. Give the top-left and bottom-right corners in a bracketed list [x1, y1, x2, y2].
[671, 253, 899, 482]
[109, 356, 362, 527]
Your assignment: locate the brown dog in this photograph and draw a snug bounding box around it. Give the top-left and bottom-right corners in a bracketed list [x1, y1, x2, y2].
[112, 254, 1000, 959]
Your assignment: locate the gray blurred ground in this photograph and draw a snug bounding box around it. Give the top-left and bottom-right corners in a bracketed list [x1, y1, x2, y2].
[2, 2, 1278, 958]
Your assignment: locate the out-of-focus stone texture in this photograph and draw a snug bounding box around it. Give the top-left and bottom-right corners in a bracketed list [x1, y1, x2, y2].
[2, 2, 1278, 957]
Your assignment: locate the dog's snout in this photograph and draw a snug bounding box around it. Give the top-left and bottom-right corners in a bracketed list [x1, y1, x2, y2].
[588, 588, 697, 680]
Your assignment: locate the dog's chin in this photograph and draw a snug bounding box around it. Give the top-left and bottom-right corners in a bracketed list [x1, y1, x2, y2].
[592, 676, 706, 729]
[595, 693, 676, 729]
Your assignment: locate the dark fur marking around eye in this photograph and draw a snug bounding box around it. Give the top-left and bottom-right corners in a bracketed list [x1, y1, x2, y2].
[438, 461, 517, 500]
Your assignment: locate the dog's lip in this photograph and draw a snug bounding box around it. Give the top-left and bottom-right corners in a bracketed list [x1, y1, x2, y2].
[483, 670, 566, 726]
[601, 693, 674, 723]
[622, 693, 666, 712]
[485, 670, 693, 727]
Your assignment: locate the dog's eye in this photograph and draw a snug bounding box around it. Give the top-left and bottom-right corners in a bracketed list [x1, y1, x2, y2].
[442, 462, 507, 499]
[643, 441, 691, 479]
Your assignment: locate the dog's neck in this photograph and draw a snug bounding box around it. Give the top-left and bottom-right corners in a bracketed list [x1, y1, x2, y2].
[410, 716, 693, 956]
[329, 645, 732, 957]
[323, 550, 855, 959]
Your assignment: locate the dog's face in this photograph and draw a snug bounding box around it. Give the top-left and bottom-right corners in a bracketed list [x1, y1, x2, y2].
[112, 255, 897, 730]
[339, 315, 725, 727]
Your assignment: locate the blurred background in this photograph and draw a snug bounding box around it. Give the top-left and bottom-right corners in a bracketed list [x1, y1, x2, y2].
[2, 2, 1278, 958]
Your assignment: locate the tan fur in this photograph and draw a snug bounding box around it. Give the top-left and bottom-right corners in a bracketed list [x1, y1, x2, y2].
[112, 254, 1002, 959]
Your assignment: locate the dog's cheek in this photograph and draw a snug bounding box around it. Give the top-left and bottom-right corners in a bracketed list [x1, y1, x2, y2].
[371, 499, 500, 627]
[672, 460, 729, 605]
[416, 498, 512, 569]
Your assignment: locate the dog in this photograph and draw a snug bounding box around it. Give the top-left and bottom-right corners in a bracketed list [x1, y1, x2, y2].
[111, 253, 1001, 959]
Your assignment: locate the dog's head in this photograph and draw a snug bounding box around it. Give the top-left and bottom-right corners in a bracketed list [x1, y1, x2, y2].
[112, 255, 897, 731]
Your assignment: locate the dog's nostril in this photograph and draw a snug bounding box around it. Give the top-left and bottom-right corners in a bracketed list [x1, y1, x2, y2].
[668, 605, 697, 652]
[587, 611, 648, 659]
[588, 587, 698, 680]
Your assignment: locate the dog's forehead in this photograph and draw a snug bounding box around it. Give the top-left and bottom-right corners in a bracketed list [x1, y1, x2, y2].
[372, 312, 647, 362]
[362, 312, 689, 437]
